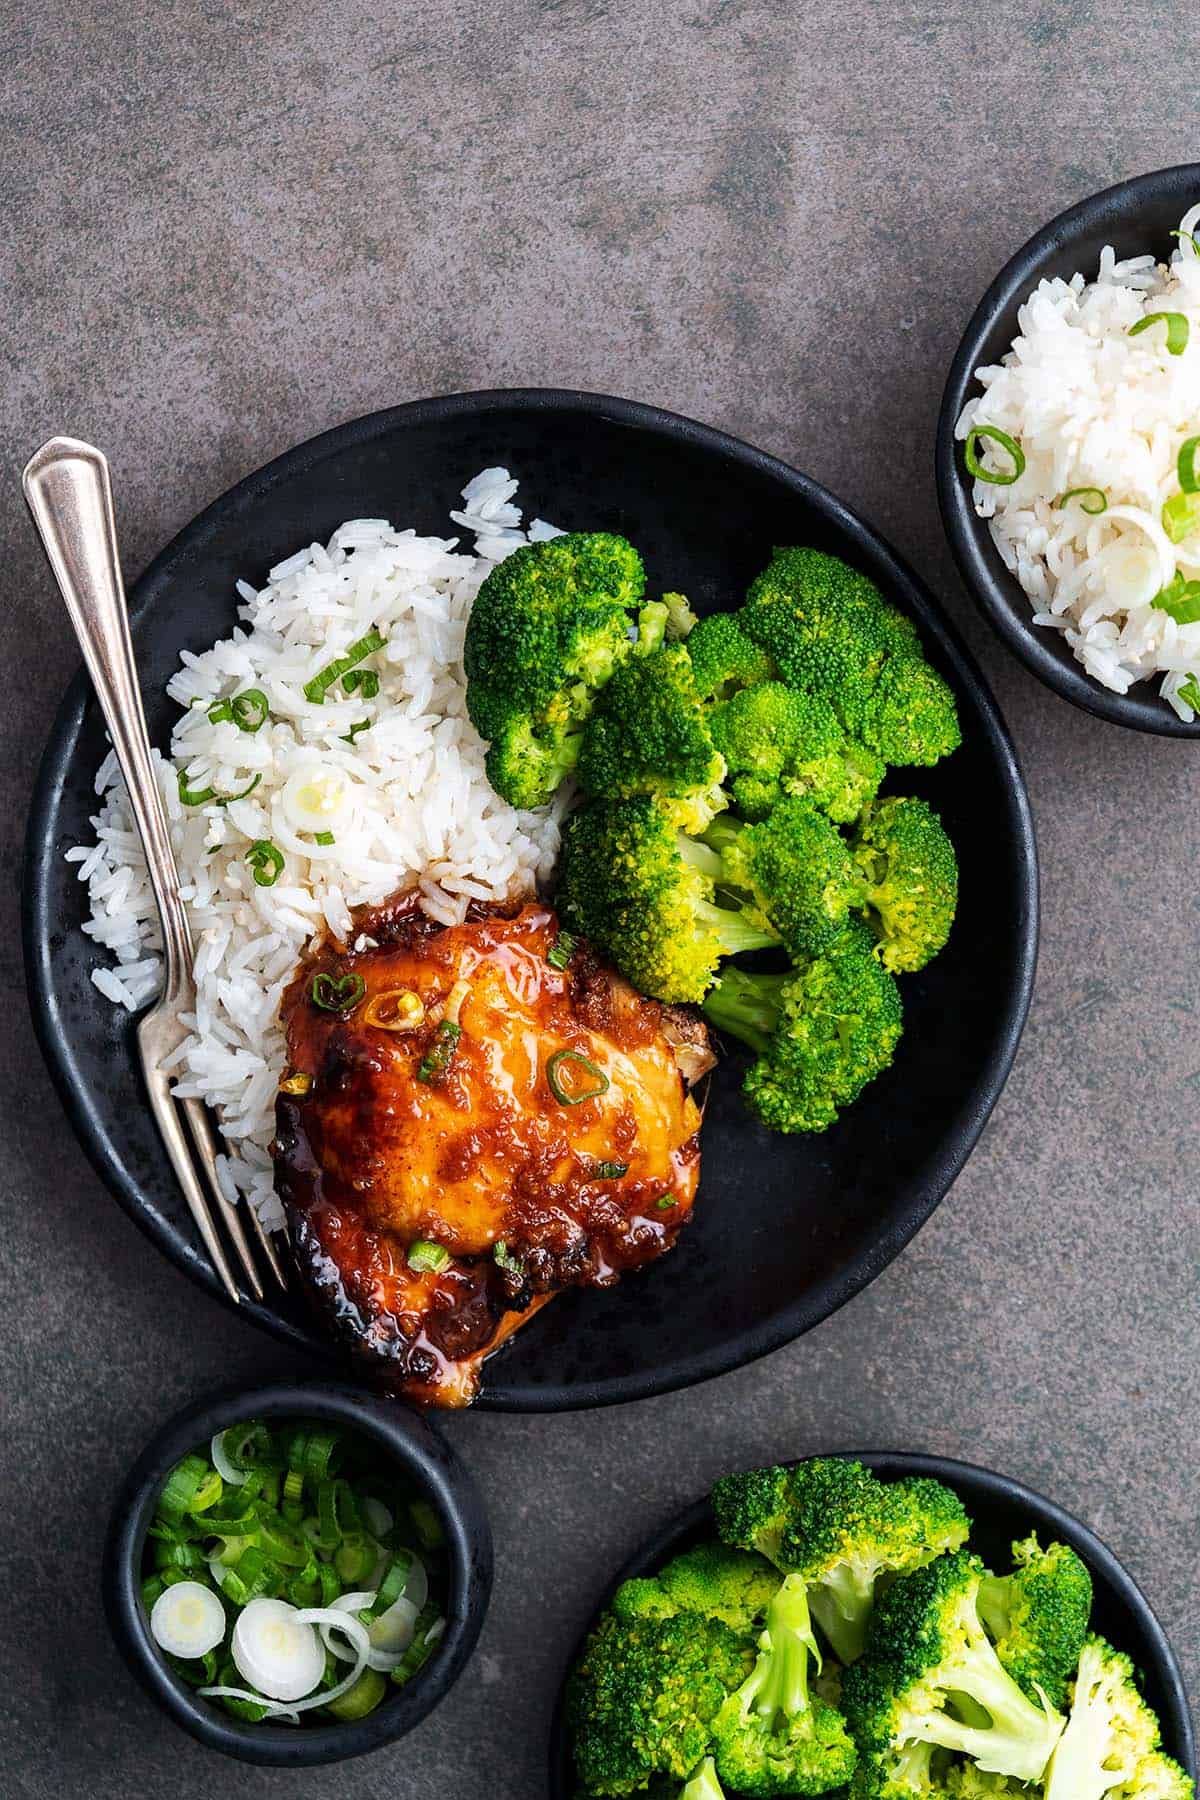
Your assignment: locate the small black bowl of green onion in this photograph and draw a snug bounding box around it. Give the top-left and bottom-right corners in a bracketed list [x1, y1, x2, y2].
[102, 1381, 493, 1765]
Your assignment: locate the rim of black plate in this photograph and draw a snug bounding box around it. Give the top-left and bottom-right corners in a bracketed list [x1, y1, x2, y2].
[937, 162, 1200, 736]
[21, 388, 1039, 1411]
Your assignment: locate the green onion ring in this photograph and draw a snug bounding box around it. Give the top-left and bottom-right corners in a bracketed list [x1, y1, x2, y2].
[592, 1160, 629, 1178]
[546, 1047, 610, 1104]
[964, 425, 1025, 485]
[416, 1019, 461, 1084]
[1179, 437, 1200, 493]
[1171, 229, 1200, 257]
[1161, 492, 1200, 544]
[230, 689, 269, 731]
[1129, 311, 1190, 355]
[1151, 574, 1200, 623]
[310, 971, 366, 1014]
[343, 667, 380, 699]
[245, 840, 284, 887]
[1177, 675, 1200, 710]
[313, 830, 335, 846]
[1054, 486, 1107, 515]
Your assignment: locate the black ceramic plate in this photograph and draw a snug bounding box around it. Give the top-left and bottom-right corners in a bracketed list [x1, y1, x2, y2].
[23, 390, 1037, 1410]
[548, 1451, 1196, 1796]
[937, 163, 1200, 736]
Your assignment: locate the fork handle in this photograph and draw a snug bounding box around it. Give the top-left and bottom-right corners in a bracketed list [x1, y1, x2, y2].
[23, 437, 193, 995]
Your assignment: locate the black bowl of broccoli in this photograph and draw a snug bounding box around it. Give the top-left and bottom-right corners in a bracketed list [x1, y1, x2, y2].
[549, 1451, 1195, 1799]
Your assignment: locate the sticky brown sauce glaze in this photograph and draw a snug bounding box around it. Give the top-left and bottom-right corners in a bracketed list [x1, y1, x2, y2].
[275, 896, 704, 1406]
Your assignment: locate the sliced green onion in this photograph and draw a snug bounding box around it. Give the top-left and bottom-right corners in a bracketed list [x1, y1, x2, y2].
[209, 688, 270, 732]
[324, 1664, 386, 1719]
[334, 1535, 376, 1585]
[1129, 311, 1190, 355]
[304, 630, 386, 704]
[177, 769, 216, 806]
[1177, 675, 1200, 711]
[180, 769, 263, 808]
[310, 971, 366, 1014]
[218, 773, 262, 807]
[1151, 574, 1200, 624]
[546, 1047, 609, 1104]
[283, 1468, 305, 1506]
[407, 1240, 451, 1274]
[302, 1432, 342, 1486]
[342, 719, 370, 743]
[546, 931, 577, 971]
[364, 1552, 413, 1621]
[232, 689, 269, 731]
[654, 1193, 676, 1210]
[245, 840, 284, 887]
[964, 425, 1025, 485]
[1179, 437, 1200, 493]
[592, 1160, 629, 1178]
[493, 1239, 525, 1278]
[1054, 487, 1107, 515]
[159, 1455, 222, 1521]
[342, 668, 380, 699]
[313, 830, 335, 846]
[1162, 491, 1200, 543]
[416, 1019, 461, 1084]
[392, 1605, 445, 1684]
[1171, 228, 1200, 257]
[407, 1500, 445, 1551]
[150, 1581, 226, 1659]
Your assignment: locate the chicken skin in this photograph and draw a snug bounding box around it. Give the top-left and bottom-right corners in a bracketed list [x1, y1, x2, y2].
[274, 898, 707, 1405]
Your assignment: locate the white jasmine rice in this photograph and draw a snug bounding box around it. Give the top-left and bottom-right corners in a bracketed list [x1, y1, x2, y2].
[67, 468, 566, 1229]
[956, 202, 1200, 716]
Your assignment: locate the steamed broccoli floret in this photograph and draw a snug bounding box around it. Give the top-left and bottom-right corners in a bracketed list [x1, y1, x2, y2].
[712, 1464, 796, 1565]
[568, 1610, 753, 1796]
[464, 531, 644, 808]
[741, 548, 918, 730]
[945, 1770, 1020, 1797]
[558, 796, 778, 1004]
[696, 802, 864, 960]
[635, 592, 700, 654]
[780, 1460, 970, 1665]
[702, 925, 903, 1132]
[711, 1460, 969, 1666]
[687, 611, 776, 701]
[977, 1534, 1093, 1711]
[1043, 1637, 1168, 1800]
[710, 682, 885, 825]
[851, 797, 959, 974]
[577, 642, 728, 831]
[711, 1573, 858, 1796]
[740, 548, 960, 766]
[613, 1544, 781, 1634]
[858, 655, 962, 768]
[842, 1553, 1066, 1787]
[1115, 1752, 1196, 1800]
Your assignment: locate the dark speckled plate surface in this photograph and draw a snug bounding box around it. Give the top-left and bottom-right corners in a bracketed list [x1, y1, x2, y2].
[548, 1452, 1196, 1797]
[22, 390, 1037, 1411]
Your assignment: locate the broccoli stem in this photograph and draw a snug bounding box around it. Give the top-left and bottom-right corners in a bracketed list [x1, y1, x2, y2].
[911, 1640, 1064, 1780]
[702, 968, 789, 1055]
[680, 1756, 726, 1800]
[808, 1563, 878, 1665]
[735, 1574, 820, 1727]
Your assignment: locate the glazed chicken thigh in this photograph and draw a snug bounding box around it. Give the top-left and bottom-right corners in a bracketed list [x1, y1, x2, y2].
[275, 900, 707, 1405]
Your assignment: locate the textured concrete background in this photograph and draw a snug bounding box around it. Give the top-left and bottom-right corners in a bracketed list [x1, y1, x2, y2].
[3, 1, 1197, 1794]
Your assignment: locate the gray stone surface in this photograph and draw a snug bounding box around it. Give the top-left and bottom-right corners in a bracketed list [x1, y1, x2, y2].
[2, 1, 1197, 1793]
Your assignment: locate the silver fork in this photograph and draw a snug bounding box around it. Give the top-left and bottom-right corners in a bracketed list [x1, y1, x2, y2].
[23, 436, 287, 1303]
